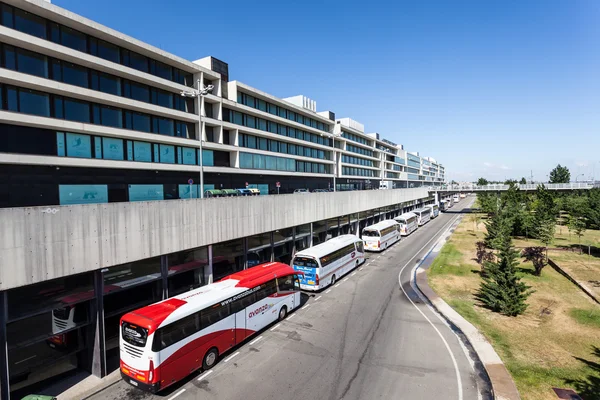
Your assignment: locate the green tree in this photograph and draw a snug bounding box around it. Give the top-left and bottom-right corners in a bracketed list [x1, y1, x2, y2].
[522, 247, 546, 276]
[549, 164, 571, 183]
[519, 177, 527, 185]
[586, 188, 600, 229]
[477, 237, 532, 316]
[477, 193, 499, 216]
[567, 215, 586, 252]
[537, 218, 556, 259]
[484, 211, 512, 250]
[532, 184, 558, 242]
[477, 177, 489, 186]
[504, 179, 518, 185]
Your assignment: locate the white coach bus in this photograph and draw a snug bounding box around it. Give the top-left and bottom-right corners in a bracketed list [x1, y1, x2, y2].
[413, 208, 431, 226]
[394, 212, 419, 236]
[361, 220, 401, 252]
[292, 235, 365, 291]
[426, 204, 439, 218]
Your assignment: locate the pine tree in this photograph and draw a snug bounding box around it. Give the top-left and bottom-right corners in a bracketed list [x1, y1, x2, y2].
[477, 236, 532, 316]
[484, 211, 512, 250]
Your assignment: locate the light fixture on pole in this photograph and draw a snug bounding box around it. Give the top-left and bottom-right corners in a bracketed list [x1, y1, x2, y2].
[576, 173, 584, 183]
[181, 80, 214, 199]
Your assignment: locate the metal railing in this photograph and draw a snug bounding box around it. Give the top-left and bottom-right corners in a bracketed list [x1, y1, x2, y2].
[432, 183, 595, 192]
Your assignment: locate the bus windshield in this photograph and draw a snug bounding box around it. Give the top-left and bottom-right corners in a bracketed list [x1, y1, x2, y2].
[293, 257, 318, 268]
[121, 321, 148, 347]
[362, 230, 379, 237]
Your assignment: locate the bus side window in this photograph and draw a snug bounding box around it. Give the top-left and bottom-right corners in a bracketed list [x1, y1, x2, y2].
[255, 280, 277, 301]
[356, 242, 364, 253]
[231, 293, 257, 313]
[201, 304, 230, 329]
[277, 276, 295, 292]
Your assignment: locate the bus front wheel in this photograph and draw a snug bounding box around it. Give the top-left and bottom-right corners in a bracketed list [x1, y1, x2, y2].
[278, 306, 288, 321]
[203, 347, 219, 370]
[331, 275, 337, 286]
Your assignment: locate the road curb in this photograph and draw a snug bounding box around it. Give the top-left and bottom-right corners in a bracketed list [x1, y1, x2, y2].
[57, 369, 121, 400]
[413, 207, 521, 400]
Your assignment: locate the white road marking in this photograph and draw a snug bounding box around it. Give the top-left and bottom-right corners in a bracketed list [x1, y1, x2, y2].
[270, 323, 281, 332]
[325, 289, 332, 293]
[315, 296, 322, 301]
[197, 370, 213, 381]
[223, 351, 240, 363]
[303, 304, 311, 309]
[168, 389, 186, 400]
[287, 313, 296, 320]
[351, 271, 357, 276]
[249, 336, 263, 345]
[398, 211, 465, 400]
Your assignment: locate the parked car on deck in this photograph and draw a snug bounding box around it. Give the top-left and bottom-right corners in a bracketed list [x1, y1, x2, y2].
[294, 189, 310, 194]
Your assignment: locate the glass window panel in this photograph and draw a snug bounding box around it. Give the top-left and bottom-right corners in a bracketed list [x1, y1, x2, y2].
[157, 118, 174, 135]
[16, 48, 47, 78]
[277, 157, 286, 171]
[269, 140, 278, 152]
[128, 81, 150, 102]
[253, 154, 265, 169]
[247, 135, 256, 149]
[19, 88, 50, 117]
[65, 132, 92, 158]
[14, 9, 46, 39]
[102, 137, 124, 160]
[233, 111, 243, 125]
[2, 4, 14, 28]
[280, 143, 287, 154]
[267, 103, 277, 115]
[64, 98, 90, 122]
[202, 149, 214, 166]
[304, 147, 311, 157]
[278, 107, 286, 118]
[277, 125, 287, 136]
[245, 115, 256, 129]
[257, 99, 267, 112]
[287, 158, 295, 171]
[181, 147, 196, 165]
[152, 60, 172, 81]
[60, 26, 87, 52]
[288, 111, 295, 122]
[257, 118, 267, 131]
[61, 62, 89, 88]
[3, 45, 16, 70]
[132, 112, 151, 133]
[99, 73, 121, 95]
[128, 51, 148, 72]
[159, 144, 175, 164]
[133, 141, 152, 162]
[240, 152, 253, 169]
[153, 88, 173, 108]
[100, 106, 122, 128]
[296, 130, 303, 140]
[288, 144, 296, 155]
[288, 127, 295, 138]
[266, 156, 276, 170]
[297, 161, 304, 172]
[97, 39, 120, 63]
[244, 94, 255, 108]
[256, 137, 267, 150]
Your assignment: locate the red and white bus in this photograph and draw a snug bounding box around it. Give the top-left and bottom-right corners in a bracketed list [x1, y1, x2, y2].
[119, 262, 301, 393]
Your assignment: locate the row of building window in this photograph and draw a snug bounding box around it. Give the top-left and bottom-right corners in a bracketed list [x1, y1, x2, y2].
[407, 160, 421, 169]
[341, 131, 369, 146]
[0, 84, 194, 138]
[342, 155, 374, 167]
[0, 43, 195, 113]
[386, 172, 399, 179]
[376, 144, 395, 153]
[239, 133, 327, 161]
[239, 152, 329, 174]
[388, 164, 401, 171]
[406, 167, 420, 174]
[237, 92, 329, 133]
[407, 174, 419, 180]
[55, 131, 214, 166]
[346, 144, 374, 158]
[407, 153, 421, 163]
[342, 166, 375, 177]
[0, 2, 194, 86]
[224, 108, 331, 147]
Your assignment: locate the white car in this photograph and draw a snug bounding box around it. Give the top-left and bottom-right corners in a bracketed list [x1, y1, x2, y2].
[294, 189, 310, 194]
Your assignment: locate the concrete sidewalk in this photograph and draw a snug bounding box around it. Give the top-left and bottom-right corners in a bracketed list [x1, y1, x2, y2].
[56, 369, 121, 400]
[413, 209, 521, 400]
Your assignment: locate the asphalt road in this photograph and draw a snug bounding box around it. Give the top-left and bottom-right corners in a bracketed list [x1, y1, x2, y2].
[89, 197, 489, 400]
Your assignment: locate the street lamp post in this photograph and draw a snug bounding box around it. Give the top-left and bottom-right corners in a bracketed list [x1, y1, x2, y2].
[181, 79, 214, 198]
[576, 173, 584, 183]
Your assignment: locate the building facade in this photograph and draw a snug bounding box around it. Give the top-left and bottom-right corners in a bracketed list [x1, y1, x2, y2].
[0, 0, 445, 398]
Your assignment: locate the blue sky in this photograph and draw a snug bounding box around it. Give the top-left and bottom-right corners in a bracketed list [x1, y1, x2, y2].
[54, 0, 600, 183]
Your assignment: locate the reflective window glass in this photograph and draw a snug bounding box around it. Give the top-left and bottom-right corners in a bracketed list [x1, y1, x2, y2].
[258, 138, 268, 150]
[156, 118, 174, 135]
[100, 105, 122, 128]
[1, 4, 14, 29]
[152, 89, 173, 108]
[3, 45, 15, 69]
[240, 152, 253, 169]
[126, 81, 150, 102]
[247, 135, 256, 149]
[62, 62, 89, 88]
[128, 51, 149, 72]
[253, 154, 265, 169]
[64, 98, 90, 123]
[151, 60, 172, 80]
[19, 88, 50, 117]
[277, 157, 286, 170]
[16, 48, 47, 78]
[266, 156, 277, 170]
[99, 73, 121, 95]
[61, 26, 87, 52]
[102, 137, 124, 160]
[14, 8, 46, 39]
[257, 118, 267, 131]
[159, 144, 175, 163]
[133, 141, 152, 162]
[97, 39, 120, 63]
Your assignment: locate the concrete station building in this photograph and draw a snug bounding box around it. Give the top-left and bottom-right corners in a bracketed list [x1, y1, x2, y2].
[0, 0, 446, 398]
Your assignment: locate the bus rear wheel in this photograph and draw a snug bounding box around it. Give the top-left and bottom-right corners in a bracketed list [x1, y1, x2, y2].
[331, 275, 336, 286]
[203, 347, 219, 370]
[278, 306, 288, 321]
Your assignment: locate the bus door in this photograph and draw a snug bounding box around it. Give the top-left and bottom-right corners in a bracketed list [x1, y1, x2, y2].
[235, 309, 246, 344]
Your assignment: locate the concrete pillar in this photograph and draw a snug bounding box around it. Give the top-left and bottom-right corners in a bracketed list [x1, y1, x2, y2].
[434, 191, 439, 204]
[270, 232, 275, 262]
[92, 270, 107, 378]
[0, 292, 9, 400]
[309, 223, 314, 247]
[160, 255, 169, 300]
[206, 245, 214, 284]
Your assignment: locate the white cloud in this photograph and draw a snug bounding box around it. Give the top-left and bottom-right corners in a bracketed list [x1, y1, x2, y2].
[500, 165, 510, 170]
[483, 162, 493, 167]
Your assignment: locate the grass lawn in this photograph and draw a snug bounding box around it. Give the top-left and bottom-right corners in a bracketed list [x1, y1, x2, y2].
[428, 214, 600, 400]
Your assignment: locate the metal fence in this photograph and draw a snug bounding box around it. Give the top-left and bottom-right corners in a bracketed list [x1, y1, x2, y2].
[433, 183, 594, 192]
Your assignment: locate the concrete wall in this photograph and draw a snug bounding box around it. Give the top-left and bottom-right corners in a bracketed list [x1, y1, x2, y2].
[0, 188, 429, 290]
